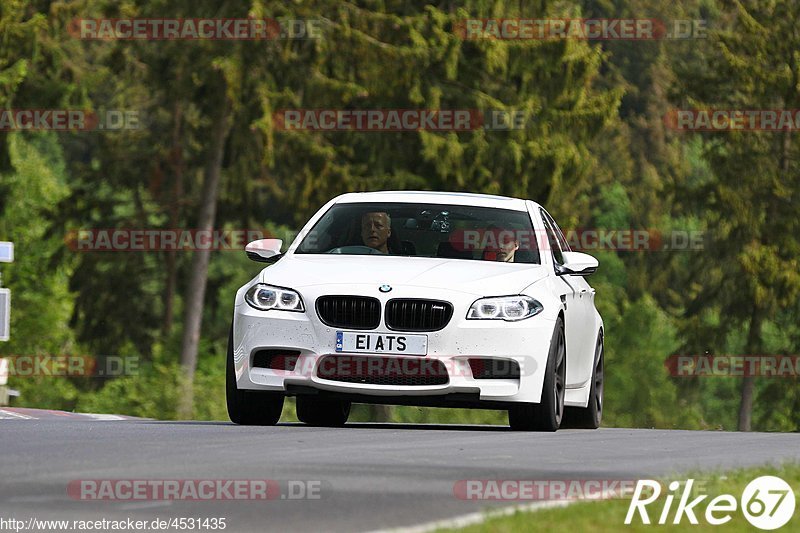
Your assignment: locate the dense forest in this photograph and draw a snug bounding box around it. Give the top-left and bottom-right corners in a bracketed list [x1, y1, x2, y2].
[1, 0, 798, 431]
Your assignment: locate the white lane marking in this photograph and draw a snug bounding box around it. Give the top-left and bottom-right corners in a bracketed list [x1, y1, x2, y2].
[82, 413, 126, 421]
[5, 495, 61, 503]
[118, 501, 174, 511]
[0, 409, 35, 419]
[0, 410, 134, 420]
[368, 490, 618, 533]
[5, 496, 173, 510]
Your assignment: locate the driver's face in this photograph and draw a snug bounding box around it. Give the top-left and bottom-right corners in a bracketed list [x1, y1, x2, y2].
[493, 231, 519, 262]
[495, 237, 519, 262]
[361, 212, 391, 253]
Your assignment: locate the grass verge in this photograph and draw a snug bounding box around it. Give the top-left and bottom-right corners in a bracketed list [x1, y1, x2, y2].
[441, 463, 800, 532]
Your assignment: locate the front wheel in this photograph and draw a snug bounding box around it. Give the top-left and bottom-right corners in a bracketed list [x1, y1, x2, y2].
[296, 396, 351, 427]
[562, 333, 604, 429]
[226, 327, 284, 425]
[508, 317, 566, 432]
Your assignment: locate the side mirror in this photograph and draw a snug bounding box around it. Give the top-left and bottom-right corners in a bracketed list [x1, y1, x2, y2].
[245, 239, 283, 263]
[557, 251, 598, 276]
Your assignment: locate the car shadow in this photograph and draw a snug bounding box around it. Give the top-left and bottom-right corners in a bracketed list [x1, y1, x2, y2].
[141, 420, 512, 431]
[142, 420, 235, 426]
[334, 422, 511, 431]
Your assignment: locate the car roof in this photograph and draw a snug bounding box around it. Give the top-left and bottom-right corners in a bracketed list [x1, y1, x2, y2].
[333, 191, 536, 211]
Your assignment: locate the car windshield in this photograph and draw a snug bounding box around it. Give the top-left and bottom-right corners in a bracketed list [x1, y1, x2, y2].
[296, 202, 540, 264]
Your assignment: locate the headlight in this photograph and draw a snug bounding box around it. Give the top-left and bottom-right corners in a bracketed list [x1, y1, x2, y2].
[467, 296, 543, 321]
[245, 284, 304, 312]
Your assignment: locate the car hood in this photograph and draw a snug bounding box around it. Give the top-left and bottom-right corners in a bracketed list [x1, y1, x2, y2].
[258, 255, 548, 296]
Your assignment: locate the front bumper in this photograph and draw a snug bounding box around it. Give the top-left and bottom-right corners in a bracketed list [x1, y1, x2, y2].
[232, 287, 556, 405]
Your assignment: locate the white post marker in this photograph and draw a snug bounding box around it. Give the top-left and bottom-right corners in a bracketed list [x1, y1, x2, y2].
[0, 358, 8, 407]
[0, 289, 9, 342]
[0, 241, 12, 343]
[0, 241, 13, 263]
[0, 241, 14, 406]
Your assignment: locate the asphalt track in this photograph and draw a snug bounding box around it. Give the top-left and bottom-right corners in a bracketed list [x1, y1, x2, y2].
[1, 409, 800, 532]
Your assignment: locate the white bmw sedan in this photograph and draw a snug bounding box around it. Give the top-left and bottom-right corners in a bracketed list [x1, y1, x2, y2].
[227, 191, 603, 431]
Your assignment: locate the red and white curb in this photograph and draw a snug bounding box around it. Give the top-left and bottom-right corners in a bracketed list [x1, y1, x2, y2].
[0, 409, 34, 420]
[0, 408, 136, 421]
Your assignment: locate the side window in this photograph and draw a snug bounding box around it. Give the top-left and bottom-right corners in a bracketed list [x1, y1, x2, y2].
[544, 211, 571, 253]
[540, 210, 565, 265]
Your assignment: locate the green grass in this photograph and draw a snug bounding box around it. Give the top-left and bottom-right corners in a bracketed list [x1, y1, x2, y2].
[440, 463, 800, 532]
[281, 400, 509, 425]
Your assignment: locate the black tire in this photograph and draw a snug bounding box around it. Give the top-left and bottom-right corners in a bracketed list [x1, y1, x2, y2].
[226, 327, 284, 425]
[508, 317, 566, 432]
[562, 333, 604, 429]
[296, 395, 351, 427]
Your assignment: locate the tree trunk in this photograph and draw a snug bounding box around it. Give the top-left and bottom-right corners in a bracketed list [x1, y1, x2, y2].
[737, 306, 763, 431]
[369, 404, 391, 422]
[177, 94, 232, 419]
[162, 101, 184, 337]
[738, 97, 793, 431]
[738, 378, 755, 432]
[163, 248, 177, 335]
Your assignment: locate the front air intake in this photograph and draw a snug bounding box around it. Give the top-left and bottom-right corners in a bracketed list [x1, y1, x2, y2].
[468, 358, 521, 379]
[252, 349, 301, 371]
[317, 355, 449, 386]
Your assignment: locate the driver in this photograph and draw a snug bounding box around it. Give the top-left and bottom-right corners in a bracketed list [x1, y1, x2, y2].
[361, 212, 392, 254]
[485, 227, 519, 262]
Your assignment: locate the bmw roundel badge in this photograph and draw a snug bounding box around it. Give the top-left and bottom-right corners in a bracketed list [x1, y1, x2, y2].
[379, 284, 392, 293]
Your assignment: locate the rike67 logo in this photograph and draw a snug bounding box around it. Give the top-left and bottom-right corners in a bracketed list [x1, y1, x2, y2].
[625, 476, 796, 529]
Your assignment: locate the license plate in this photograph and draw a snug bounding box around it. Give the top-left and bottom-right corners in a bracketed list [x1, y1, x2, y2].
[336, 331, 428, 355]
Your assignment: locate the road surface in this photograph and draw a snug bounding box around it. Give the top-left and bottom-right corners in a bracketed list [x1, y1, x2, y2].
[1, 411, 800, 531]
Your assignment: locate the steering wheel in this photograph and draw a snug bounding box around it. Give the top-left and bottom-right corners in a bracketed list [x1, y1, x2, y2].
[326, 245, 384, 255]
